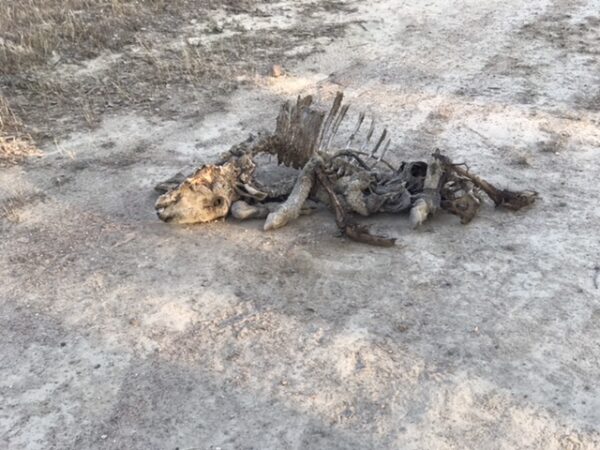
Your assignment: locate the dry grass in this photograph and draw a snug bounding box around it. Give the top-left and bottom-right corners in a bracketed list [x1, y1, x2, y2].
[0, 136, 42, 167]
[0, 0, 182, 75]
[0, 188, 46, 223]
[0, 0, 352, 146]
[0, 96, 41, 166]
[0, 0, 194, 142]
[1, 196, 25, 223]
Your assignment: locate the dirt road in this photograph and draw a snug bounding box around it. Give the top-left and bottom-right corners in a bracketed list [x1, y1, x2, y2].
[1, 0, 600, 448]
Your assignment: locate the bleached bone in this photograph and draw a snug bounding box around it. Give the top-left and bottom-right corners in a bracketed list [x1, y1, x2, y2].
[369, 129, 387, 159]
[324, 104, 350, 151]
[360, 119, 376, 152]
[345, 112, 365, 149]
[264, 156, 323, 231]
[409, 156, 444, 228]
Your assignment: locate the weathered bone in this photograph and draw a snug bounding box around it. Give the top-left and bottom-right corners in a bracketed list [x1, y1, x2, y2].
[264, 156, 322, 231]
[360, 119, 376, 152]
[409, 154, 445, 228]
[275, 95, 325, 168]
[345, 112, 365, 149]
[315, 168, 396, 247]
[441, 176, 482, 224]
[442, 158, 538, 210]
[378, 138, 392, 163]
[232, 200, 318, 221]
[369, 129, 387, 159]
[231, 201, 274, 220]
[324, 104, 350, 150]
[318, 92, 343, 151]
[155, 162, 240, 224]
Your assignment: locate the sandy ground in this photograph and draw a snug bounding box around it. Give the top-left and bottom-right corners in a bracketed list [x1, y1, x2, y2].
[2, 0, 600, 448]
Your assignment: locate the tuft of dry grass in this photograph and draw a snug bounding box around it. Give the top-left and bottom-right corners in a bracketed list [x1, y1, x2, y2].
[0, 96, 42, 166]
[1, 196, 24, 223]
[0, 189, 46, 223]
[0, 136, 42, 167]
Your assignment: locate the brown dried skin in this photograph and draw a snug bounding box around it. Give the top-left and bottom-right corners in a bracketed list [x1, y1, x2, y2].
[440, 177, 482, 224]
[434, 152, 538, 211]
[155, 163, 240, 224]
[315, 168, 396, 247]
[453, 166, 538, 210]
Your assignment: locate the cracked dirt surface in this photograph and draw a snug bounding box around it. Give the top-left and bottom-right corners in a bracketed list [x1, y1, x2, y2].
[1, 0, 600, 448]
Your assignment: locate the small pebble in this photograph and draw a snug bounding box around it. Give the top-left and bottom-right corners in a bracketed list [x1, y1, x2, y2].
[271, 64, 284, 77]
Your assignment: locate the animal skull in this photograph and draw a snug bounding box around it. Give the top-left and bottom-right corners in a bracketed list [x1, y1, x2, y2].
[155, 163, 239, 224]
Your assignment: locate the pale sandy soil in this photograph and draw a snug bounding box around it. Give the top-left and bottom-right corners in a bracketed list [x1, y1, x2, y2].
[1, 0, 600, 449]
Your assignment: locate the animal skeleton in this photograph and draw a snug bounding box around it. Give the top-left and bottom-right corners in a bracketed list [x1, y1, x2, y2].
[155, 93, 537, 246]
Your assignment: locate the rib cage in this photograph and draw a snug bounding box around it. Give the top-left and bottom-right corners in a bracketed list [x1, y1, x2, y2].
[274, 92, 392, 171]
